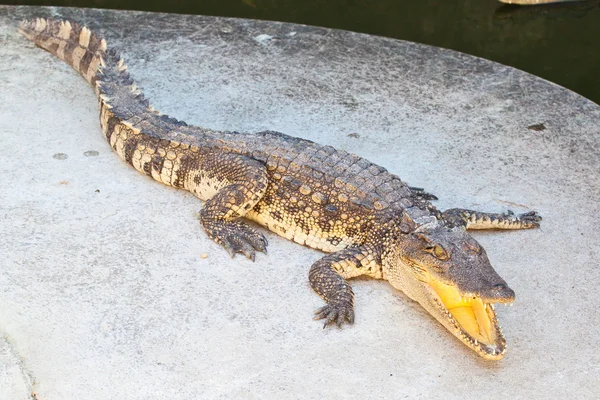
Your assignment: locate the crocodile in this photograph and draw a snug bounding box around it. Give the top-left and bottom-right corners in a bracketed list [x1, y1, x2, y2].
[18, 18, 542, 360]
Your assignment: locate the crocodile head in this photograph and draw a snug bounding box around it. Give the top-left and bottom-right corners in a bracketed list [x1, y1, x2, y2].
[384, 224, 515, 360]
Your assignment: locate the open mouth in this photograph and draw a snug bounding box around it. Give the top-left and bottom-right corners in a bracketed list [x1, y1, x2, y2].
[426, 279, 511, 360]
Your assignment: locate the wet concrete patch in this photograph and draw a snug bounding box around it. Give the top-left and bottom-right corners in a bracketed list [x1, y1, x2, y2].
[52, 153, 68, 160]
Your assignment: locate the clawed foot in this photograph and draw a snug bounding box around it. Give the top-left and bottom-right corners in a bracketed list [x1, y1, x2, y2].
[205, 220, 268, 261]
[314, 301, 355, 328]
[508, 210, 542, 228]
[409, 186, 438, 201]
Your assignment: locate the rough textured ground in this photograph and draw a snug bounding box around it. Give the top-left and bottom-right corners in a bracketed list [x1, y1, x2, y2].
[0, 5, 599, 400]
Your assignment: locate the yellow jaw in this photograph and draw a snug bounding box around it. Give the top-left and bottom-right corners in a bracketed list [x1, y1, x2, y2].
[428, 279, 496, 345]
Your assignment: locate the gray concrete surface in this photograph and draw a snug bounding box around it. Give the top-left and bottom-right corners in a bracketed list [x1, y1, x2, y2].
[1, 5, 599, 400]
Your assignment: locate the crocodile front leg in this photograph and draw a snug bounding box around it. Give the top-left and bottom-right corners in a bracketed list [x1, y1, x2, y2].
[310, 246, 381, 328]
[195, 153, 269, 260]
[442, 208, 542, 230]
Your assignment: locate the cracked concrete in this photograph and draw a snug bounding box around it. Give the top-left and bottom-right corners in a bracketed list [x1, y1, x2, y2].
[1, 5, 599, 400]
[0, 336, 35, 400]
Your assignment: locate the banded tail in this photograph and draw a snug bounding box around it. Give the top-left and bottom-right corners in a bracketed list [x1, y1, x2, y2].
[18, 18, 187, 136]
[18, 18, 205, 191]
[18, 18, 108, 90]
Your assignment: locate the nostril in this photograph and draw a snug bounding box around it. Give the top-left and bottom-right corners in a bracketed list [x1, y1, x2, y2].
[492, 283, 515, 300]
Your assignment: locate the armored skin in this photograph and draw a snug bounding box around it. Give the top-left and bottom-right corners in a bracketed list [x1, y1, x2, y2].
[18, 18, 542, 360]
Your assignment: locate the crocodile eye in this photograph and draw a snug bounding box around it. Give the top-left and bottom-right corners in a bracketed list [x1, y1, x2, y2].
[425, 244, 449, 260]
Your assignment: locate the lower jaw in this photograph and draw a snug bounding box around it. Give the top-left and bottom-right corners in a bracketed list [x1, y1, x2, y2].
[452, 314, 507, 360]
[428, 298, 507, 359]
[472, 339, 507, 360]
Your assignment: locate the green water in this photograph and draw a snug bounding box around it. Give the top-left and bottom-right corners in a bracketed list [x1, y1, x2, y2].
[6, 0, 600, 104]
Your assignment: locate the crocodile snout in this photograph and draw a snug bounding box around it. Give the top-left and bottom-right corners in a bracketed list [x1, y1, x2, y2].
[486, 282, 515, 302]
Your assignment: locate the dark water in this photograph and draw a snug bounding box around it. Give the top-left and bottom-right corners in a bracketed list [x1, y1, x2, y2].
[6, 0, 600, 104]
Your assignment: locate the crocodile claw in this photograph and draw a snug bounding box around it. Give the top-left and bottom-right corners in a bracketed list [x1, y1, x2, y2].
[224, 231, 267, 260]
[409, 186, 438, 200]
[314, 302, 355, 328]
[516, 211, 542, 228]
[518, 211, 542, 221]
[206, 221, 268, 261]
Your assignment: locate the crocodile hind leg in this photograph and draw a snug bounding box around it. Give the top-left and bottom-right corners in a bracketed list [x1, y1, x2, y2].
[442, 208, 542, 230]
[310, 246, 381, 327]
[409, 186, 438, 200]
[194, 153, 269, 260]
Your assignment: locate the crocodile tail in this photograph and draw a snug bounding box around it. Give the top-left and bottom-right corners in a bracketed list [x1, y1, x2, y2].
[18, 18, 191, 167]
[18, 18, 107, 90]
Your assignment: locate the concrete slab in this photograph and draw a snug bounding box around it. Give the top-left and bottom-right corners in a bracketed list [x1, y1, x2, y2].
[0, 5, 599, 400]
[0, 337, 33, 400]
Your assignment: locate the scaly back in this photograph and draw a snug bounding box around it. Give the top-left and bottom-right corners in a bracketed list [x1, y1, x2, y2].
[17, 18, 426, 218]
